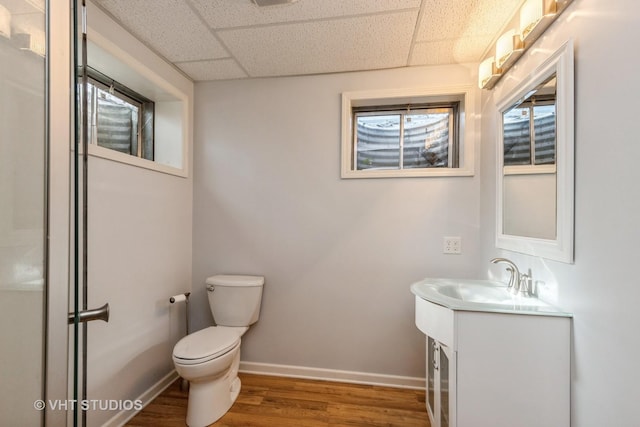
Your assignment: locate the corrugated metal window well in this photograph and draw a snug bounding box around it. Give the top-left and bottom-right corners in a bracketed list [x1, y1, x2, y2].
[352, 103, 459, 171]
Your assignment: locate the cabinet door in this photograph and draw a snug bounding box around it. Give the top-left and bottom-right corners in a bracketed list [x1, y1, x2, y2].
[440, 344, 450, 427]
[426, 336, 456, 427]
[415, 297, 459, 426]
[427, 336, 437, 421]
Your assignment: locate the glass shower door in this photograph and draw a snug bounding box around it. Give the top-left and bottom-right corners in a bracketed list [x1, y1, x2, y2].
[1, 2, 107, 425]
[0, 0, 47, 425]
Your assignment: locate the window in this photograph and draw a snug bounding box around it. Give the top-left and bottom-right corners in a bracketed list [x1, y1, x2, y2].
[81, 3, 191, 177]
[341, 87, 475, 178]
[83, 67, 154, 161]
[353, 104, 458, 171]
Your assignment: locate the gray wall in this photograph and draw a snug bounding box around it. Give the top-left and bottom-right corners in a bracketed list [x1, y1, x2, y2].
[87, 156, 192, 427]
[192, 64, 482, 377]
[480, 0, 640, 425]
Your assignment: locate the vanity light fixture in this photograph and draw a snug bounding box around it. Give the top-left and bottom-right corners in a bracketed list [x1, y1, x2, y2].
[520, 0, 563, 42]
[479, 0, 573, 90]
[495, 29, 523, 69]
[520, 0, 545, 41]
[0, 4, 11, 39]
[478, 57, 501, 90]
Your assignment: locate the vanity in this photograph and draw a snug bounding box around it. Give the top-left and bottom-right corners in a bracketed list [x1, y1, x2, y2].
[411, 278, 572, 427]
[410, 35, 576, 427]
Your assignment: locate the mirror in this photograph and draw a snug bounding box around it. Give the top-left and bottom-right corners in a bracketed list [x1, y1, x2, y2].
[496, 40, 574, 263]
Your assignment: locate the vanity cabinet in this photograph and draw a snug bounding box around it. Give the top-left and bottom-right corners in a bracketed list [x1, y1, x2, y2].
[415, 296, 571, 427]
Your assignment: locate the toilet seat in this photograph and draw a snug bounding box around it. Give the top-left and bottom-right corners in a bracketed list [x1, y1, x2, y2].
[173, 326, 243, 365]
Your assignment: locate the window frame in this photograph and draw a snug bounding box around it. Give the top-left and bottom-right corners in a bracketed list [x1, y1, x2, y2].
[85, 1, 192, 178]
[85, 69, 154, 161]
[352, 103, 459, 171]
[341, 86, 476, 178]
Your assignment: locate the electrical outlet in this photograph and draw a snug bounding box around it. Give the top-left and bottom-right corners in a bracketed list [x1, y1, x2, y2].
[443, 236, 462, 254]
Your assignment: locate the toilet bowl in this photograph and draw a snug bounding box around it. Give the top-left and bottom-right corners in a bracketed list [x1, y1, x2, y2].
[173, 326, 247, 426]
[172, 275, 264, 427]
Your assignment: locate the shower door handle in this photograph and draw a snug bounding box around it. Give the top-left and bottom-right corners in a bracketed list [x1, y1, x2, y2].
[68, 303, 110, 324]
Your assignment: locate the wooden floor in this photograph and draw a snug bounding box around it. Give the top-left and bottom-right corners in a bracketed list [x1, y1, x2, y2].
[126, 373, 430, 427]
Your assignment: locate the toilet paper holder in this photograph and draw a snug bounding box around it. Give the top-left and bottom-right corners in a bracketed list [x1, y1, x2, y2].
[169, 292, 191, 336]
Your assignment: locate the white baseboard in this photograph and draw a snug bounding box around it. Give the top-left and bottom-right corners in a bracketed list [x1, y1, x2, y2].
[102, 370, 180, 427]
[239, 361, 425, 390]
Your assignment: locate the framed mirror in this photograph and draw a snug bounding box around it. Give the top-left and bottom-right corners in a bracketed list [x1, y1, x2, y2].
[496, 40, 574, 263]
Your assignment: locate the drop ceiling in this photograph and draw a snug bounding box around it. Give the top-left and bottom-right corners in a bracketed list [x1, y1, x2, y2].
[91, 0, 524, 82]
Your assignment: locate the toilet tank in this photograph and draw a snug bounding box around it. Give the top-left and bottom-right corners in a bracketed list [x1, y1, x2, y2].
[206, 275, 264, 326]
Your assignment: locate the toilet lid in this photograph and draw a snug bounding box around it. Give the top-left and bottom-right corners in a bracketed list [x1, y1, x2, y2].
[173, 326, 241, 362]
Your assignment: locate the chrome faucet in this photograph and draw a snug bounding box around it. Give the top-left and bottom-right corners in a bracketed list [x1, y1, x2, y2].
[490, 257, 525, 295]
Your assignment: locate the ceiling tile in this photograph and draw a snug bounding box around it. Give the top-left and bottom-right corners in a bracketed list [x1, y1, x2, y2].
[410, 36, 494, 65]
[92, 0, 228, 62]
[190, 0, 420, 29]
[415, 0, 522, 41]
[463, 0, 524, 36]
[218, 11, 418, 77]
[416, 0, 480, 40]
[176, 59, 248, 81]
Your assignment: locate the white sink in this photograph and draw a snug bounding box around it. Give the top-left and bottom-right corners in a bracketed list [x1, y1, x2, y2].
[411, 278, 570, 316]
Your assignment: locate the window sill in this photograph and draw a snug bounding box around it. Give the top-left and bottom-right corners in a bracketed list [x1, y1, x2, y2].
[341, 167, 474, 179]
[87, 144, 188, 178]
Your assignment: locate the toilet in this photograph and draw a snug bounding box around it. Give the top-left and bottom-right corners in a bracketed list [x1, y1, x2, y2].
[172, 274, 264, 427]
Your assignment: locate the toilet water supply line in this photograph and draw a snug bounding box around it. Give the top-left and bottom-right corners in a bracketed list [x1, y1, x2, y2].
[169, 292, 191, 336]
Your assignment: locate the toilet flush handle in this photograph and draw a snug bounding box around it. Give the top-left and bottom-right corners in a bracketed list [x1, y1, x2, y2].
[205, 284, 218, 326]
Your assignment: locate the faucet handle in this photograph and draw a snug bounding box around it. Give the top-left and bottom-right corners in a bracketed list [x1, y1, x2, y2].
[518, 274, 532, 297]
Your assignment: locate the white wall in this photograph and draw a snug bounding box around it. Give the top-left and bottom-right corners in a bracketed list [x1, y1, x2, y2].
[192, 64, 482, 379]
[83, 3, 193, 426]
[480, 0, 640, 425]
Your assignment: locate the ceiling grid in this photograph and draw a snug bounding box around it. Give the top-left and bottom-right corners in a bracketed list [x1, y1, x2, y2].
[92, 0, 523, 81]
